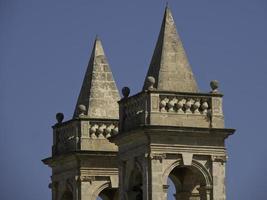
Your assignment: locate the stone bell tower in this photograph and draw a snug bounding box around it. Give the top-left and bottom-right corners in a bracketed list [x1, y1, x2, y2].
[110, 7, 235, 200]
[43, 38, 120, 200]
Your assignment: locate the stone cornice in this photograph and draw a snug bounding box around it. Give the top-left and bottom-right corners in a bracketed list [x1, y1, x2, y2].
[52, 117, 119, 129]
[110, 125, 235, 142]
[42, 150, 118, 166]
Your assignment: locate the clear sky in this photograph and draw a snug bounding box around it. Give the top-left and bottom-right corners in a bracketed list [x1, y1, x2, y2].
[1, 0, 267, 199]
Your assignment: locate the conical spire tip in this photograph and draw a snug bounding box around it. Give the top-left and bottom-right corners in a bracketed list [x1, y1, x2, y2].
[142, 5, 199, 92]
[95, 34, 100, 41]
[165, 1, 169, 8]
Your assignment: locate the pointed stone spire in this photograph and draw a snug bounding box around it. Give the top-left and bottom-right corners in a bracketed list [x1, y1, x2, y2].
[73, 37, 120, 119]
[143, 6, 198, 92]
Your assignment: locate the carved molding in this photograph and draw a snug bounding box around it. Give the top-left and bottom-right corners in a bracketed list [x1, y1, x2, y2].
[146, 153, 166, 162]
[211, 155, 227, 163]
[79, 176, 95, 183]
[163, 184, 169, 193]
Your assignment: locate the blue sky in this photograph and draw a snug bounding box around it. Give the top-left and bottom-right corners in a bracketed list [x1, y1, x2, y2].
[1, 1, 267, 199]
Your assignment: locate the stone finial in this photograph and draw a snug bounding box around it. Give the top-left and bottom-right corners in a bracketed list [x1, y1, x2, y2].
[147, 76, 156, 91]
[210, 80, 219, 93]
[78, 104, 86, 116]
[122, 87, 130, 98]
[56, 112, 64, 124]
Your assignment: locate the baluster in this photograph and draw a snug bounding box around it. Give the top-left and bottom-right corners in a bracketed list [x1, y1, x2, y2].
[192, 100, 201, 114]
[106, 124, 114, 138]
[176, 99, 185, 113]
[185, 99, 192, 113]
[167, 99, 175, 112]
[201, 101, 209, 114]
[90, 124, 98, 139]
[112, 127, 119, 135]
[98, 124, 106, 139]
[160, 98, 168, 112]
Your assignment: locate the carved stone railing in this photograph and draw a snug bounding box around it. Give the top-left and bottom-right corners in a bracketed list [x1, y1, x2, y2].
[88, 120, 119, 139]
[119, 90, 224, 132]
[52, 118, 119, 156]
[53, 121, 79, 155]
[159, 94, 210, 114]
[119, 92, 147, 131]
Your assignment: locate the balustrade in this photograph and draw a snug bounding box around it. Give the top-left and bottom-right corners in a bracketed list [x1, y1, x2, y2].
[119, 90, 222, 131]
[159, 95, 211, 114]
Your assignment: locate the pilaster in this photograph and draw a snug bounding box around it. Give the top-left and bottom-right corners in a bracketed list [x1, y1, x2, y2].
[211, 155, 227, 200]
[147, 153, 166, 200]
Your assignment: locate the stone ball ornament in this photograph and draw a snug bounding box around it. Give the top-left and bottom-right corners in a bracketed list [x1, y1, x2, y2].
[56, 112, 64, 124]
[122, 87, 130, 98]
[147, 76, 156, 90]
[210, 80, 219, 93]
[78, 104, 86, 115]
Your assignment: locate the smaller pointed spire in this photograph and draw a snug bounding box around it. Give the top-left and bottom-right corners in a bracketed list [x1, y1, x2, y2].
[143, 7, 198, 92]
[73, 37, 120, 119]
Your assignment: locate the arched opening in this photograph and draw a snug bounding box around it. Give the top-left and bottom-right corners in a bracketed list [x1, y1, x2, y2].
[167, 165, 211, 200]
[97, 188, 119, 200]
[167, 177, 176, 200]
[61, 190, 73, 200]
[127, 166, 143, 200]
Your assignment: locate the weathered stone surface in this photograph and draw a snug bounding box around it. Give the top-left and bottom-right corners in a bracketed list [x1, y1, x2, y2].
[43, 6, 235, 200]
[73, 37, 120, 119]
[143, 7, 198, 92]
[43, 38, 120, 200]
[112, 6, 234, 200]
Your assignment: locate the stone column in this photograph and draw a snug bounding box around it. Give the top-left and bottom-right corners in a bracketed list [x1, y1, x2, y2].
[49, 181, 58, 200]
[198, 185, 212, 200]
[147, 153, 165, 200]
[76, 176, 95, 200]
[72, 176, 80, 200]
[80, 181, 93, 200]
[212, 156, 227, 200]
[142, 158, 149, 200]
[118, 161, 126, 200]
[162, 185, 169, 200]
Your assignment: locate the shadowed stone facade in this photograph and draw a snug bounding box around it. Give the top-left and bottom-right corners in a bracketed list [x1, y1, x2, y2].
[43, 38, 120, 200]
[43, 6, 235, 200]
